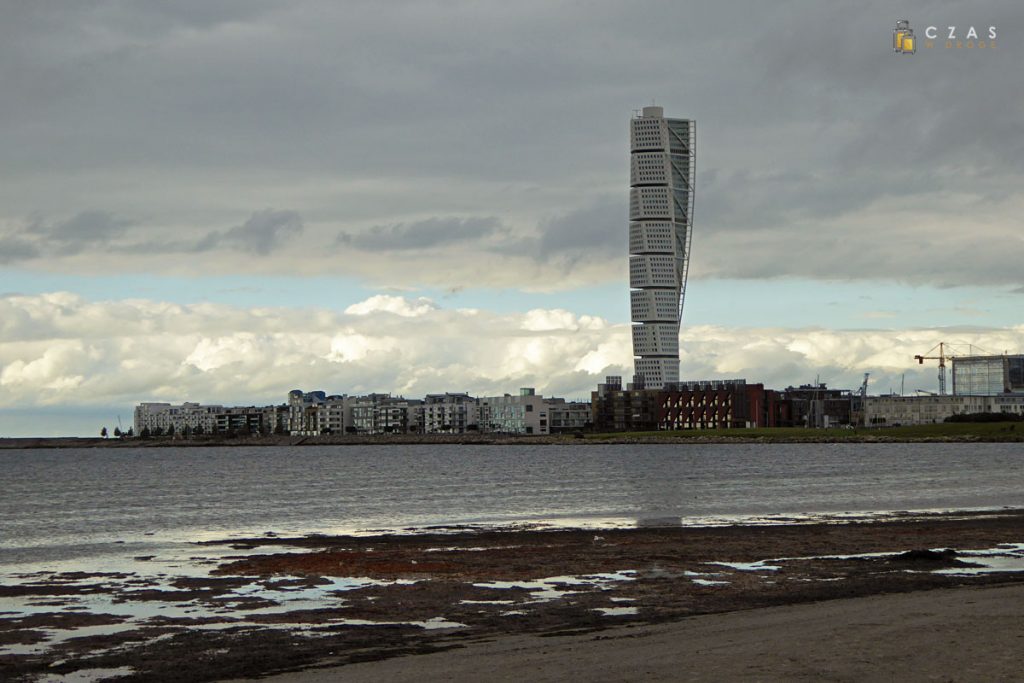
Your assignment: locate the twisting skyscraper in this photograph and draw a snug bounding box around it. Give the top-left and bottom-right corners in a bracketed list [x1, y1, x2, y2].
[628, 106, 695, 389]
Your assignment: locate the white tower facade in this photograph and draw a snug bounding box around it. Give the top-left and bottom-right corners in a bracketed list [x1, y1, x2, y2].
[629, 106, 695, 389]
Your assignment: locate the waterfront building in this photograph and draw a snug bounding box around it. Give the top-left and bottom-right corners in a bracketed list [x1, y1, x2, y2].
[134, 388, 591, 438]
[865, 394, 1024, 426]
[286, 389, 325, 434]
[629, 105, 695, 389]
[134, 402, 266, 435]
[214, 406, 265, 434]
[660, 380, 767, 430]
[591, 377, 661, 432]
[546, 398, 592, 433]
[286, 389, 355, 435]
[478, 388, 550, 435]
[263, 404, 289, 434]
[779, 384, 854, 428]
[349, 393, 421, 434]
[419, 393, 479, 433]
[590, 378, 851, 432]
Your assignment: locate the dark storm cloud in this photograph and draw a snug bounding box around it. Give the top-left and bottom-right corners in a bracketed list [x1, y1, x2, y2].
[338, 217, 504, 251]
[0, 1, 1021, 286]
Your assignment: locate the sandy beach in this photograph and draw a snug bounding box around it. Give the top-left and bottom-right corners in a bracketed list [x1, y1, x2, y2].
[248, 582, 1024, 682]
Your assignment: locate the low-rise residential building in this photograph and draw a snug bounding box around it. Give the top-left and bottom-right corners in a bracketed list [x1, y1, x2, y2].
[134, 402, 266, 435]
[590, 377, 852, 431]
[419, 393, 479, 433]
[593, 378, 776, 431]
[134, 387, 592, 438]
[591, 377, 661, 431]
[263, 405, 289, 435]
[660, 380, 767, 430]
[287, 389, 327, 435]
[546, 398, 592, 432]
[349, 394, 421, 434]
[479, 388, 550, 435]
[780, 384, 854, 428]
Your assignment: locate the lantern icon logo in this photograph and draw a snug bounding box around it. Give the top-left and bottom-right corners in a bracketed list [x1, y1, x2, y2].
[893, 20, 916, 54]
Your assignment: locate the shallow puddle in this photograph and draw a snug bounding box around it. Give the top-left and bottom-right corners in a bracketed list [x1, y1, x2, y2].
[935, 544, 1024, 576]
[594, 606, 638, 616]
[472, 570, 636, 603]
[706, 561, 781, 572]
[36, 667, 135, 683]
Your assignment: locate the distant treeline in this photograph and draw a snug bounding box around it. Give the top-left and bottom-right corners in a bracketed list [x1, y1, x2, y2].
[944, 412, 1024, 423]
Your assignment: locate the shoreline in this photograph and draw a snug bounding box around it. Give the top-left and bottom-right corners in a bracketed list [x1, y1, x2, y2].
[4, 510, 1024, 681]
[3, 427, 1023, 449]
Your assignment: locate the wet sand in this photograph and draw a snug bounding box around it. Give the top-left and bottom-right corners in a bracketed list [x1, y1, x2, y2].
[250, 582, 1024, 682]
[3, 511, 1024, 681]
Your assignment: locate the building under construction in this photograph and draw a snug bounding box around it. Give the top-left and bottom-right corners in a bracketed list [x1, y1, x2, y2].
[863, 352, 1024, 426]
[952, 355, 1024, 396]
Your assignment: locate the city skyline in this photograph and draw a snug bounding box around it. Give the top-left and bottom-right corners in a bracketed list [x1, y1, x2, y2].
[2, 1, 1023, 436]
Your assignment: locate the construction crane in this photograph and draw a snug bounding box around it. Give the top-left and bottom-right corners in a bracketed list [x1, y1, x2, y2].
[914, 342, 953, 395]
[914, 342, 998, 396]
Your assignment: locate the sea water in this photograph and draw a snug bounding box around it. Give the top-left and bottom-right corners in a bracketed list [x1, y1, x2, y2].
[2, 442, 1023, 568]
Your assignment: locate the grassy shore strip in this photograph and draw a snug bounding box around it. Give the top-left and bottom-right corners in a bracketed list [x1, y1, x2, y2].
[2, 421, 1023, 449]
[585, 421, 1024, 442]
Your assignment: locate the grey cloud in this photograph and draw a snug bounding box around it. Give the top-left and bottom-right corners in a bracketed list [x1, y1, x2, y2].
[215, 210, 304, 255]
[25, 211, 131, 255]
[497, 197, 626, 269]
[694, 224, 1024, 288]
[537, 198, 624, 258]
[46, 211, 130, 243]
[0, 1, 1021, 288]
[0, 211, 130, 262]
[2, 209, 303, 261]
[338, 217, 504, 251]
[0, 237, 40, 263]
[126, 209, 303, 255]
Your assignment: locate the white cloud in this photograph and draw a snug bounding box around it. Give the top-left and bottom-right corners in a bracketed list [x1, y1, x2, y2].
[344, 295, 438, 317]
[2, 293, 1022, 415]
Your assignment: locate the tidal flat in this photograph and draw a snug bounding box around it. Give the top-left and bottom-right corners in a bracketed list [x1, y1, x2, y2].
[3, 510, 1024, 682]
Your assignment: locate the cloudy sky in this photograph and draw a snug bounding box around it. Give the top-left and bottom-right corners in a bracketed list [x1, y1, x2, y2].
[2, 1, 1022, 435]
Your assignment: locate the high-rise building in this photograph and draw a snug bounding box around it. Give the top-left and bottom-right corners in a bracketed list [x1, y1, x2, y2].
[628, 106, 695, 389]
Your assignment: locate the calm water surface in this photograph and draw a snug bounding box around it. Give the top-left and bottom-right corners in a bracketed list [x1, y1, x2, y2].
[2, 442, 1024, 567]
